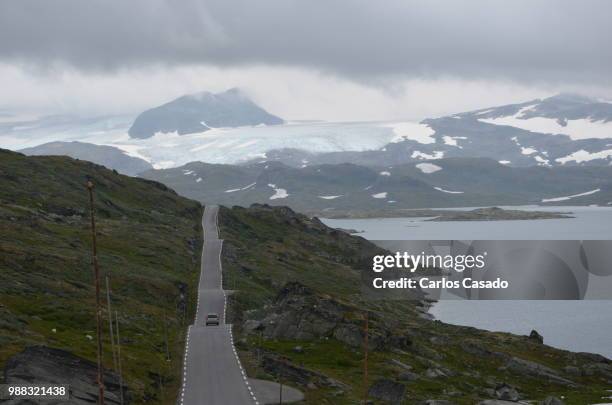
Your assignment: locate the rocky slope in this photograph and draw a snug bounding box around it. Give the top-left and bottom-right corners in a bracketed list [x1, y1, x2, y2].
[218, 204, 612, 404]
[3, 346, 128, 404]
[141, 158, 612, 212]
[0, 148, 203, 403]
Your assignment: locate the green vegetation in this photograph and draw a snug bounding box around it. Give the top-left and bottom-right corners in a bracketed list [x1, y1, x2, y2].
[0, 149, 202, 403]
[219, 204, 611, 404]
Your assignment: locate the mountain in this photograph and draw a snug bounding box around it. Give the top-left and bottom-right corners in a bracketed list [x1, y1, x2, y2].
[20, 141, 153, 176]
[2, 146, 610, 402]
[0, 148, 202, 403]
[128, 88, 284, 139]
[254, 94, 612, 169]
[140, 158, 612, 214]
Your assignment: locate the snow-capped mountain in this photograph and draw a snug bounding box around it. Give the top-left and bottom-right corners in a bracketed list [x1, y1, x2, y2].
[128, 88, 284, 139]
[258, 94, 612, 168]
[1, 94, 611, 171]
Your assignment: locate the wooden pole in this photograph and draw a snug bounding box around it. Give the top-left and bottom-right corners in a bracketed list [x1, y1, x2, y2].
[106, 276, 118, 373]
[162, 309, 170, 361]
[115, 311, 124, 405]
[363, 311, 369, 405]
[87, 181, 105, 405]
[278, 366, 283, 405]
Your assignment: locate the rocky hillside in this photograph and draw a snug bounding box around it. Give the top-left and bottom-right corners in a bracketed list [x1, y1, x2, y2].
[0, 148, 203, 403]
[219, 204, 612, 404]
[141, 158, 612, 213]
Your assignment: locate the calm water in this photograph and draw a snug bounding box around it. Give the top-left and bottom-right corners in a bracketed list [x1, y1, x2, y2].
[322, 206, 612, 358]
[323, 205, 612, 240]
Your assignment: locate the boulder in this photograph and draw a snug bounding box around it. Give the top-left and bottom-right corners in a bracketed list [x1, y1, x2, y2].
[529, 329, 544, 344]
[494, 383, 519, 401]
[504, 357, 575, 386]
[243, 319, 262, 333]
[367, 379, 406, 405]
[478, 401, 519, 405]
[397, 371, 419, 382]
[425, 368, 448, 378]
[542, 397, 565, 405]
[3, 346, 129, 404]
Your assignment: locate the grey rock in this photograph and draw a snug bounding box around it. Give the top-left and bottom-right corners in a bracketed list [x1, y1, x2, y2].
[582, 362, 612, 378]
[243, 319, 262, 333]
[420, 401, 457, 405]
[367, 379, 406, 405]
[478, 401, 519, 405]
[529, 329, 544, 344]
[389, 358, 413, 371]
[425, 368, 447, 378]
[397, 371, 419, 382]
[333, 324, 362, 347]
[3, 346, 129, 404]
[542, 396, 565, 405]
[494, 383, 519, 401]
[504, 357, 575, 386]
[562, 365, 581, 376]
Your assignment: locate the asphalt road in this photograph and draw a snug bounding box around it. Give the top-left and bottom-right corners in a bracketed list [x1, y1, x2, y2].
[179, 205, 257, 405]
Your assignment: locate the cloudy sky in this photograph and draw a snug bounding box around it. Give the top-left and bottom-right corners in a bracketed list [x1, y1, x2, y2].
[1, 0, 611, 120]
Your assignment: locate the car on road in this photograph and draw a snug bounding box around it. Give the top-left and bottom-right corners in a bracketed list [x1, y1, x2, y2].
[205, 313, 220, 326]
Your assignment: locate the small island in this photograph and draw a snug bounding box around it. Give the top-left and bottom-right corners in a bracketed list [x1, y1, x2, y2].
[427, 207, 573, 222]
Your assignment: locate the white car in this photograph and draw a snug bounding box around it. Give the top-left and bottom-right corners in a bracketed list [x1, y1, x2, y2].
[205, 313, 220, 326]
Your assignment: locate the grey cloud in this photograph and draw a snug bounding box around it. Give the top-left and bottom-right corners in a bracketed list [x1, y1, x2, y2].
[1, 0, 611, 85]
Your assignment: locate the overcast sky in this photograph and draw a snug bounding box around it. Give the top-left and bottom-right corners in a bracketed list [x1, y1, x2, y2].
[1, 0, 611, 120]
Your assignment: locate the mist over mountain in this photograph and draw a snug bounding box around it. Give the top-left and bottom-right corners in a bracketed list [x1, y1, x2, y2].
[20, 141, 152, 176]
[128, 88, 284, 139]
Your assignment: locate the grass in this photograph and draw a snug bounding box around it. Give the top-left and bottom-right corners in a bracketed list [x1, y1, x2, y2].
[0, 149, 203, 404]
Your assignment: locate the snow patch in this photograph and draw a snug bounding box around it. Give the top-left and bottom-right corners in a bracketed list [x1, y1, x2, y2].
[372, 192, 388, 199]
[499, 160, 511, 165]
[318, 195, 343, 200]
[442, 136, 466, 148]
[480, 114, 612, 140]
[268, 183, 289, 200]
[556, 149, 612, 164]
[379, 171, 391, 176]
[541, 188, 601, 202]
[434, 186, 464, 194]
[411, 151, 445, 160]
[225, 182, 256, 193]
[386, 122, 436, 144]
[416, 163, 442, 174]
[521, 147, 537, 155]
[196, 177, 202, 183]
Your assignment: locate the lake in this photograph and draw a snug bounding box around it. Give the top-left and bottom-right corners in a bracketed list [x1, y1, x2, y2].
[322, 206, 612, 358]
